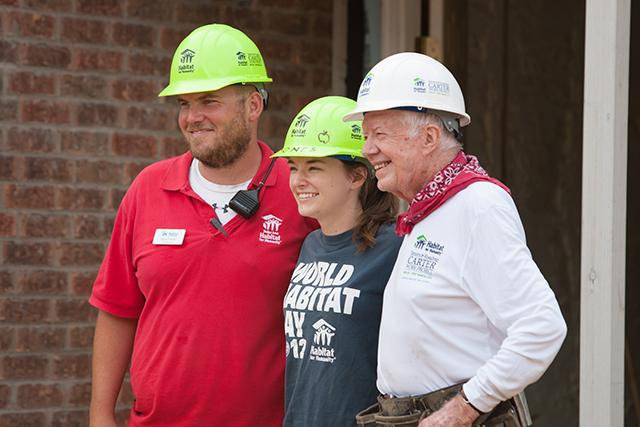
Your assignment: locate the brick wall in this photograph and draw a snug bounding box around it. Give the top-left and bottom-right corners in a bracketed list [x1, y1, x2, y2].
[0, 1, 333, 425]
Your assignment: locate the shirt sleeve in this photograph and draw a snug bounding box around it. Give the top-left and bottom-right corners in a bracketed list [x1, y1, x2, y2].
[460, 204, 567, 412]
[89, 194, 145, 318]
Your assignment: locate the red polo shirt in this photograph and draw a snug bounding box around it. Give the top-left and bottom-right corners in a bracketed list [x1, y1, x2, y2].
[90, 141, 317, 427]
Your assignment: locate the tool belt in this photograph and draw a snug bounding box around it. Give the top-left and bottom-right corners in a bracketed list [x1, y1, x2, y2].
[355, 383, 532, 427]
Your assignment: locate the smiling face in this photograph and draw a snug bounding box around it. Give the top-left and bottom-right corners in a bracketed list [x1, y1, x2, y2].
[287, 157, 364, 231]
[177, 85, 252, 169]
[362, 110, 432, 201]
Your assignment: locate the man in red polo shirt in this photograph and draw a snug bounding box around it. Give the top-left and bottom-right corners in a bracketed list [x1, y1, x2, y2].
[89, 24, 317, 427]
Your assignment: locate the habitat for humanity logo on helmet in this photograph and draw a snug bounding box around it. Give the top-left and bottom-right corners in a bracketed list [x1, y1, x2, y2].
[291, 114, 310, 138]
[358, 73, 374, 97]
[178, 49, 196, 73]
[350, 124, 362, 140]
[413, 77, 426, 93]
[236, 51, 247, 66]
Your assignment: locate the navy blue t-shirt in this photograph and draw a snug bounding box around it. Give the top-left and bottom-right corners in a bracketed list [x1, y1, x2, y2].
[283, 222, 402, 427]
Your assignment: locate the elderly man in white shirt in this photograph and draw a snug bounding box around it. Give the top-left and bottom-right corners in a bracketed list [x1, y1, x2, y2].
[345, 53, 567, 427]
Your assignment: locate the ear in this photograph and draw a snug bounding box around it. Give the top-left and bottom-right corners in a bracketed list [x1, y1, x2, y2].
[349, 165, 368, 190]
[245, 90, 264, 121]
[420, 122, 441, 156]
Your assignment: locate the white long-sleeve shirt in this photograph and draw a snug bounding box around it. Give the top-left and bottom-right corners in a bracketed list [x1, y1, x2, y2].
[377, 182, 567, 413]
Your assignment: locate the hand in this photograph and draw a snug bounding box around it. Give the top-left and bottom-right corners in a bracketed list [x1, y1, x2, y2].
[418, 394, 479, 427]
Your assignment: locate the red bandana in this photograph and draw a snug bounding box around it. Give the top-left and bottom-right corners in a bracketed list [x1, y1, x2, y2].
[396, 151, 510, 236]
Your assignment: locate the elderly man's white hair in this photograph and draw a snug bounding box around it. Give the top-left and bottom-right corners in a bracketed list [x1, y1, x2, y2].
[401, 111, 463, 151]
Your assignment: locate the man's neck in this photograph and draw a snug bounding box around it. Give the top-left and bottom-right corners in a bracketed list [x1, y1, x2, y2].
[197, 142, 263, 185]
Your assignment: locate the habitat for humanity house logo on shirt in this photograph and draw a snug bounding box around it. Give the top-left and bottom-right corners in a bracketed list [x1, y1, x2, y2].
[259, 214, 282, 245]
[402, 234, 445, 281]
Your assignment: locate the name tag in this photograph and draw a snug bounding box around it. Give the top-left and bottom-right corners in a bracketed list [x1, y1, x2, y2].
[152, 229, 186, 245]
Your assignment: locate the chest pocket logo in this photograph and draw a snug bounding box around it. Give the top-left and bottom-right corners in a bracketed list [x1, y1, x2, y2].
[402, 234, 445, 281]
[259, 214, 282, 245]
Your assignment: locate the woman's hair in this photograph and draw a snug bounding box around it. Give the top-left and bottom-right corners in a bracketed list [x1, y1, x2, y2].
[340, 160, 399, 253]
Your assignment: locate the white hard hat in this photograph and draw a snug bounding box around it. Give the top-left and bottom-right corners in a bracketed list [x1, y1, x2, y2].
[343, 52, 470, 127]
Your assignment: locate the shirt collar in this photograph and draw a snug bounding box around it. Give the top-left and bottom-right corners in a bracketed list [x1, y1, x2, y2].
[160, 141, 279, 192]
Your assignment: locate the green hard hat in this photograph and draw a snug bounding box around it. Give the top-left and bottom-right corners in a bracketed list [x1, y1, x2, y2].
[272, 96, 365, 160]
[158, 24, 272, 97]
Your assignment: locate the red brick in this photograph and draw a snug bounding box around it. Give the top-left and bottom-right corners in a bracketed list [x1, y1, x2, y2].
[20, 270, 67, 295]
[125, 161, 152, 182]
[74, 49, 122, 72]
[128, 0, 174, 20]
[72, 214, 107, 239]
[300, 40, 331, 65]
[0, 156, 17, 180]
[104, 215, 115, 233]
[0, 99, 18, 121]
[69, 382, 91, 405]
[61, 75, 108, 98]
[0, 327, 13, 351]
[10, 12, 55, 38]
[113, 133, 158, 157]
[270, 66, 306, 87]
[175, 3, 221, 24]
[69, 326, 94, 349]
[110, 188, 127, 209]
[17, 384, 64, 408]
[76, 0, 122, 16]
[0, 384, 9, 408]
[5, 242, 51, 265]
[75, 103, 118, 127]
[52, 410, 89, 427]
[115, 408, 131, 425]
[160, 27, 190, 50]
[16, 327, 66, 352]
[23, 44, 71, 68]
[54, 298, 97, 322]
[0, 272, 13, 294]
[112, 79, 157, 102]
[113, 23, 155, 48]
[60, 131, 108, 155]
[9, 71, 55, 95]
[224, 7, 264, 32]
[125, 107, 176, 132]
[22, 214, 70, 239]
[118, 381, 134, 404]
[25, 158, 72, 182]
[57, 187, 105, 211]
[162, 136, 186, 158]
[70, 272, 96, 296]
[60, 17, 107, 44]
[300, 0, 332, 12]
[266, 91, 291, 111]
[52, 354, 91, 378]
[23, 0, 72, 12]
[313, 14, 332, 38]
[58, 242, 104, 266]
[128, 52, 171, 76]
[22, 100, 71, 124]
[1, 355, 48, 379]
[0, 413, 46, 427]
[312, 68, 331, 90]
[7, 127, 57, 153]
[4, 184, 56, 209]
[268, 10, 308, 36]
[0, 0, 18, 5]
[256, 38, 297, 63]
[0, 40, 18, 62]
[75, 159, 123, 185]
[0, 213, 16, 237]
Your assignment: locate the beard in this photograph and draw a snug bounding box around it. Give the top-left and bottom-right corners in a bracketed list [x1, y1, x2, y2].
[187, 113, 252, 169]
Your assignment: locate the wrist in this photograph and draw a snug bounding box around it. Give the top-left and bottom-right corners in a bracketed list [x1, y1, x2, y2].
[459, 389, 483, 416]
